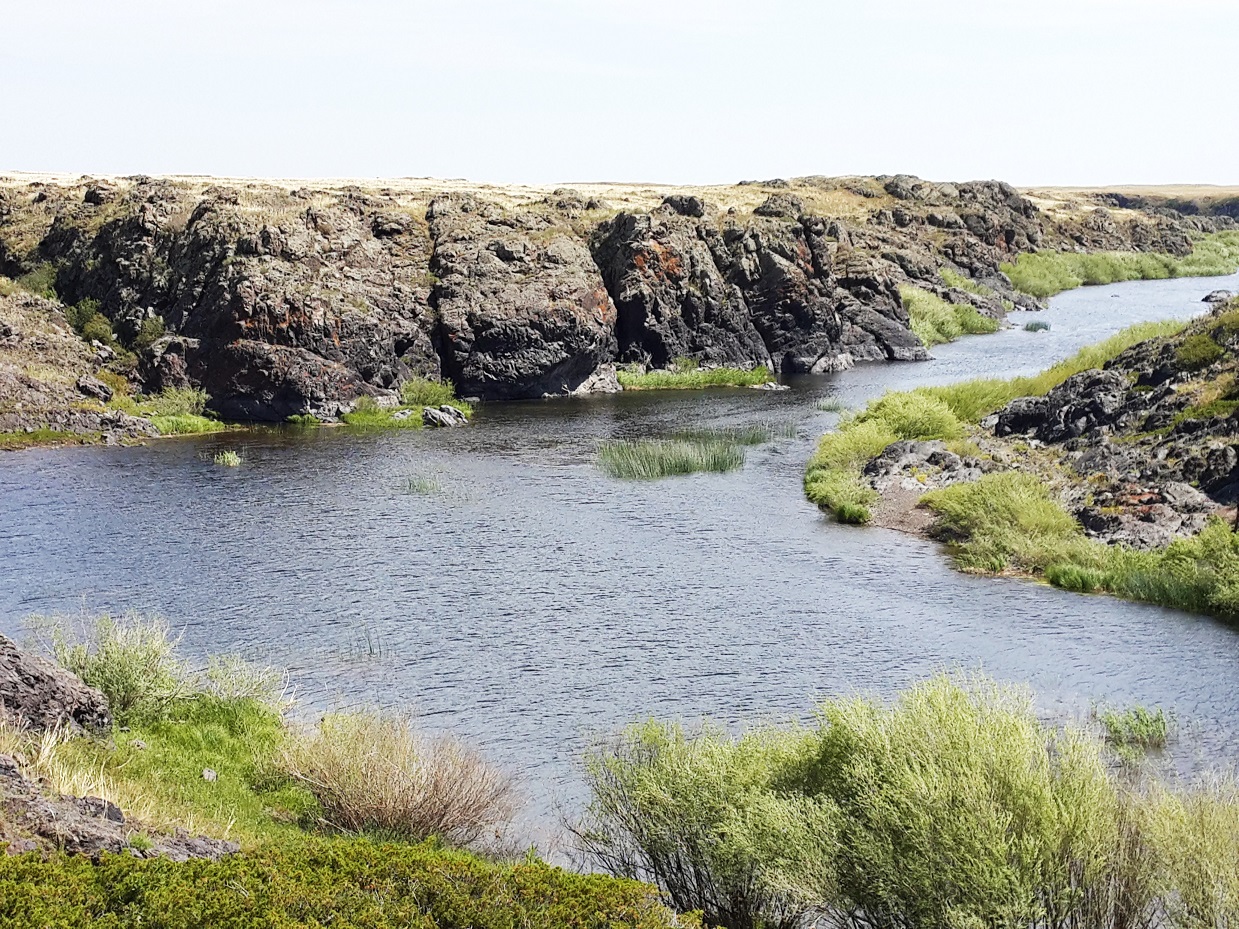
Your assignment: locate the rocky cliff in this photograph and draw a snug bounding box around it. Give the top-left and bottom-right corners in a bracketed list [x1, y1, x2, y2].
[1, 173, 1232, 422]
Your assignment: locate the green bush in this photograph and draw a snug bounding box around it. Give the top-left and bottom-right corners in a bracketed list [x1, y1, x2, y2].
[30, 613, 193, 726]
[400, 376, 471, 414]
[80, 313, 114, 345]
[577, 674, 1239, 929]
[132, 316, 166, 352]
[575, 720, 812, 929]
[0, 839, 687, 929]
[64, 298, 101, 333]
[1175, 333, 1225, 370]
[15, 262, 58, 299]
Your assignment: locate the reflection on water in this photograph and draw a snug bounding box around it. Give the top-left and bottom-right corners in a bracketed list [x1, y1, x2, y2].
[2, 272, 1238, 838]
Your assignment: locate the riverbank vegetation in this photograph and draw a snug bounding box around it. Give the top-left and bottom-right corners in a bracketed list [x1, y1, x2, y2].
[805, 320, 1185, 524]
[340, 377, 472, 430]
[576, 674, 1239, 929]
[617, 359, 774, 390]
[803, 314, 1239, 619]
[107, 384, 227, 436]
[0, 612, 685, 927]
[598, 424, 788, 479]
[901, 284, 1000, 347]
[1002, 231, 1239, 298]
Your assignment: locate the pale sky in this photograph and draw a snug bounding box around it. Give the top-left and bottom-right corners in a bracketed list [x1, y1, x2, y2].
[4, 0, 1237, 186]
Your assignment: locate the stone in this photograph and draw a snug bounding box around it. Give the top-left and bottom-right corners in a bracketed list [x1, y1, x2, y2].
[201, 768, 218, 782]
[0, 635, 111, 732]
[75, 374, 114, 402]
[1203, 290, 1233, 304]
[422, 405, 468, 428]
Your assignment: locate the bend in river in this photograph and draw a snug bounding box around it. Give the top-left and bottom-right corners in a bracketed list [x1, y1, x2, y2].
[3, 270, 1239, 842]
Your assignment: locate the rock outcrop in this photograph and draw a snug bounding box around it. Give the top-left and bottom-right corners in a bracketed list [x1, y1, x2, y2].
[2, 174, 1231, 421]
[0, 754, 237, 861]
[0, 634, 111, 732]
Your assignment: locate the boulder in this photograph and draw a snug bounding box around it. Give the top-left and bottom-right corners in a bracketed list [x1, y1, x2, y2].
[1204, 290, 1234, 304]
[0, 635, 110, 731]
[422, 404, 468, 428]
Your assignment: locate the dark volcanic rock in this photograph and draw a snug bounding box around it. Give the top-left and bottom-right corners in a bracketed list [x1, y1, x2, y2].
[0, 634, 110, 731]
[0, 755, 238, 861]
[591, 210, 770, 368]
[427, 194, 618, 399]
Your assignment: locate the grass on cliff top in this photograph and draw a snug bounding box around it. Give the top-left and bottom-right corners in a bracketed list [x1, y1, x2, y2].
[901, 284, 1001, 348]
[804, 319, 1185, 524]
[1001, 230, 1239, 298]
[618, 359, 774, 390]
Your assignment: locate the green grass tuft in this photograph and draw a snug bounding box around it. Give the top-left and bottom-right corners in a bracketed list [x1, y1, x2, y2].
[1025, 320, 1051, 332]
[617, 365, 774, 390]
[1175, 333, 1225, 370]
[901, 284, 1000, 348]
[1002, 231, 1239, 298]
[1098, 705, 1171, 754]
[599, 437, 745, 479]
[213, 449, 241, 467]
[939, 267, 995, 297]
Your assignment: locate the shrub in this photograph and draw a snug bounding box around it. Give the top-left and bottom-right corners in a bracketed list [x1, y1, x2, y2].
[64, 298, 101, 333]
[0, 840, 687, 929]
[1175, 333, 1225, 370]
[576, 674, 1212, 929]
[28, 613, 193, 726]
[15, 262, 57, 299]
[0, 275, 16, 296]
[400, 376, 470, 414]
[80, 313, 114, 345]
[132, 315, 166, 352]
[279, 712, 517, 850]
[574, 720, 813, 929]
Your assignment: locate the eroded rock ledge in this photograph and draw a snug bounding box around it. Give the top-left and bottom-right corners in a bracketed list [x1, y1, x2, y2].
[1, 174, 1232, 421]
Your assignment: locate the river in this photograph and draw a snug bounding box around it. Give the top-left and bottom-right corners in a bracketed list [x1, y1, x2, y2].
[3, 271, 1238, 843]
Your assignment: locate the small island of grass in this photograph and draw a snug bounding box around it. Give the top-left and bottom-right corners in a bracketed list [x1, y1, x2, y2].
[617, 358, 775, 390]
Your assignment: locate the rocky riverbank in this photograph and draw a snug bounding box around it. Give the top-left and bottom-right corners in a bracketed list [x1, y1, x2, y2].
[807, 297, 1239, 617]
[3, 172, 1235, 431]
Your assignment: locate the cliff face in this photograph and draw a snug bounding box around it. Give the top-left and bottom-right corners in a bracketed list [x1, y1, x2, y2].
[0, 174, 1232, 421]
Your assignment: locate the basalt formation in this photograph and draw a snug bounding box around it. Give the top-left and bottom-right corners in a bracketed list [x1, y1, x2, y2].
[1, 173, 1235, 424]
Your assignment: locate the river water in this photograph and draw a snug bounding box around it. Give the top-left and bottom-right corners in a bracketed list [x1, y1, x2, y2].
[3, 272, 1238, 842]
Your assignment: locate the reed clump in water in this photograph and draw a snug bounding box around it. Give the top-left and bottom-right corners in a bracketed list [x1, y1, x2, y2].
[900, 284, 1000, 347]
[599, 423, 791, 480]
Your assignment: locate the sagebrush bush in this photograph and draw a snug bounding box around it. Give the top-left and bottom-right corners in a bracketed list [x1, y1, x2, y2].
[279, 712, 517, 850]
[578, 674, 1239, 929]
[30, 613, 193, 725]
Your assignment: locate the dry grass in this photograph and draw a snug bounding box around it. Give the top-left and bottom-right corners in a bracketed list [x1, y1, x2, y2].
[0, 171, 890, 221]
[279, 712, 517, 850]
[0, 717, 160, 825]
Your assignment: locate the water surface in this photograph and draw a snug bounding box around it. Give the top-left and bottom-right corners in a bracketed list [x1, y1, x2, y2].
[3, 272, 1237, 838]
